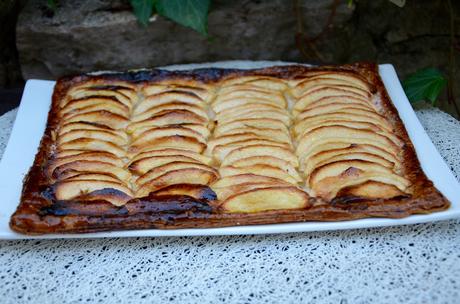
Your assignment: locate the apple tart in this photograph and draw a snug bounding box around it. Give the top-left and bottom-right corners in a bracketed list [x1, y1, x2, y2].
[10, 63, 450, 234]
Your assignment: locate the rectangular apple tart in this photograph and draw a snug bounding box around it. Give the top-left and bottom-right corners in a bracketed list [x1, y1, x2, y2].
[10, 63, 450, 234]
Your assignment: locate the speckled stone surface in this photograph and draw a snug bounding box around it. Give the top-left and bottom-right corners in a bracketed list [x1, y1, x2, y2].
[1, 101, 459, 303]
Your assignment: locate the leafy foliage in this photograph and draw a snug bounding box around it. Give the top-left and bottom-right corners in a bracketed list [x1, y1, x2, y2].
[129, 0, 155, 26]
[156, 0, 210, 35]
[129, 0, 210, 36]
[403, 68, 447, 105]
[47, 0, 57, 11]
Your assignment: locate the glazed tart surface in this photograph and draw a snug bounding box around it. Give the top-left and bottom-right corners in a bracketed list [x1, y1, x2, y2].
[10, 63, 450, 234]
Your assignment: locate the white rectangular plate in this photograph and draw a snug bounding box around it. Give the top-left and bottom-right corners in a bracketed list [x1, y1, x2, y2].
[1, 62, 459, 239]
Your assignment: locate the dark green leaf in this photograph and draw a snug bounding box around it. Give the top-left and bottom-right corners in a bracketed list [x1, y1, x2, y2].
[130, 0, 156, 26]
[402, 68, 447, 106]
[155, 0, 210, 36]
[47, 0, 57, 11]
[388, 0, 406, 7]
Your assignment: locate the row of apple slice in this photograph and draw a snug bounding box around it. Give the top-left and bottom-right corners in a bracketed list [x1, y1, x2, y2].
[53, 83, 138, 206]
[291, 73, 410, 201]
[127, 83, 219, 199]
[208, 77, 310, 213]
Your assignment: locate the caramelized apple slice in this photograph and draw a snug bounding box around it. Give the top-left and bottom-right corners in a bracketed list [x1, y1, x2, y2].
[304, 144, 396, 174]
[296, 126, 399, 159]
[132, 102, 208, 122]
[142, 85, 210, 101]
[135, 92, 206, 115]
[311, 169, 410, 200]
[212, 98, 285, 113]
[213, 141, 290, 163]
[67, 88, 135, 109]
[305, 152, 395, 180]
[151, 184, 216, 200]
[131, 148, 212, 164]
[310, 160, 396, 184]
[55, 180, 132, 206]
[294, 89, 370, 113]
[215, 88, 284, 104]
[48, 151, 124, 177]
[135, 161, 218, 187]
[58, 122, 120, 135]
[65, 173, 121, 183]
[63, 104, 129, 120]
[53, 160, 131, 182]
[64, 110, 129, 129]
[298, 142, 399, 172]
[130, 123, 210, 140]
[217, 84, 278, 96]
[217, 110, 291, 126]
[295, 121, 403, 147]
[127, 110, 207, 133]
[217, 103, 286, 118]
[211, 174, 291, 188]
[302, 96, 375, 112]
[129, 155, 203, 175]
[231, 156, 301, 181]
[295, 120, 382, 138]
[62, 96, 129, 114]
[296, 104, 378, 122]
[292, 72, 371, 93]
[136, 168, 218, 197]
[58, 138, 126, 157]
[213, 182, 285, 201]
[292, 77, 371, 97]
[129, 135, 206, 154]
[208, 133, 289, 153]
[220, 165, 301, 184]
[214, 119, 288, 136]
[222, 145, 299, 167]
[299, 84, 370, 100]
[220, 127, 291, 143]
[336, 181, 405, 199]
[220, 186, 310, 213]
[131, 126, 206, 145]
[219, 76, 287, 90]
[58, 130, 128, 146]
[294, 110, 393, 134]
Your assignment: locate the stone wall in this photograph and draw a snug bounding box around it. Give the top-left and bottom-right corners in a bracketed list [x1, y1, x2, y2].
[15, 0, 460, 116]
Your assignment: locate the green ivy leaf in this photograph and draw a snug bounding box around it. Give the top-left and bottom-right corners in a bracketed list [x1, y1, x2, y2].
[388, 0, 406, 7]
[47, 0, 57, 11]
[130, 0, 156, 26]
[155, 0, 210, 36]
[402, 68, 447, 106]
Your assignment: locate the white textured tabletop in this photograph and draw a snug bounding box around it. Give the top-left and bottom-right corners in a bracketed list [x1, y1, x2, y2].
[1, 103, 460, 303]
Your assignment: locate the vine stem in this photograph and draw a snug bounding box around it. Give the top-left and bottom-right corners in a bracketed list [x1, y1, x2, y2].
[446, 0, 460, 117]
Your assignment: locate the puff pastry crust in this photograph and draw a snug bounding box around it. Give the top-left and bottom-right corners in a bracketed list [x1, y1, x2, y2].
[10, 63, 450, 234]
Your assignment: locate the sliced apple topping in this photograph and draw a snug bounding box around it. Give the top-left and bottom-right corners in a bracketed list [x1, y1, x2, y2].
[135, 91, 206, 115]
[135, 161, 218, 187]
[64, 110, 129, 130]
[220, 187, 310, 213]
[127, 110, 207, 132]
[131, 102, 208, 122]
[212, 97, 285, 113]
[58, 138, 126, 157]
[136, 168, 219, 197]
[128, 155, 203, 175]
[55, 180, 133, 206]
[222, 145, 299, 168]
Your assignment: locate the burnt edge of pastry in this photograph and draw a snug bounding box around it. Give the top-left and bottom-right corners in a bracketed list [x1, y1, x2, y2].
[10, 62, 450, 234]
